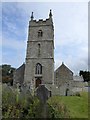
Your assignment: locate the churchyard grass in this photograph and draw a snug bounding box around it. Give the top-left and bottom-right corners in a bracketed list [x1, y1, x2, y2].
[48, 92, 88, 118]
[2, 84, 88, 118]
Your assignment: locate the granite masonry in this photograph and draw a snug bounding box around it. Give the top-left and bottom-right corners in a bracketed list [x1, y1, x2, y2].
[13, 10, 88, 96]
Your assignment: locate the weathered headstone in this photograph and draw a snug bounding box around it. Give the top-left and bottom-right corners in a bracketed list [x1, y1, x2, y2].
[35, 85, 51, 118]
[35, 84, 51, 103]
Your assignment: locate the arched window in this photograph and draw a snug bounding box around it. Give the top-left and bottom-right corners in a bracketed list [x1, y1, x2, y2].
[38, 30, 43, 37]
[35, 63, 42, 74]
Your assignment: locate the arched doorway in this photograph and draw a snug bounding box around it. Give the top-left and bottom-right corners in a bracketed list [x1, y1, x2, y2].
[36, 78, 41, 88]
[65, 88, 69, 96]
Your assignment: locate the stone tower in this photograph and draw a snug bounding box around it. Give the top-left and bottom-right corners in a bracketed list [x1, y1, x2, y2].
[24, 10, 54, 90]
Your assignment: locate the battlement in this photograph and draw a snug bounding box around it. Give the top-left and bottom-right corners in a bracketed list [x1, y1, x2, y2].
[29, 10, 53, 26]
[29, 18, 53, 27]
[32, 18, 49, 23]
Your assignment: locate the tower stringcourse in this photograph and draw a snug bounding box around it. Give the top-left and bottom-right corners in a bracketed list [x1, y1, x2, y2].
[24, 10, 54, 91]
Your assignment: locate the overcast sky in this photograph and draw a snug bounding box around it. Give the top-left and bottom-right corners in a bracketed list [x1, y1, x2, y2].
[1, 1, 88, 75]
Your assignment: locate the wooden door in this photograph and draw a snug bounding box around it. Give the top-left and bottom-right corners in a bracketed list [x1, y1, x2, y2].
[36, 78, 41, 88]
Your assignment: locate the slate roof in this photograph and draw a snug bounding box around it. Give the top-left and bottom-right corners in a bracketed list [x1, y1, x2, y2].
[55, 62, 73, 74]
[73, 75, 84, 81]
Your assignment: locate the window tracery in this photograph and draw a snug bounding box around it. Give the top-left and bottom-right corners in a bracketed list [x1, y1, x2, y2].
[35, 63, 42, 74]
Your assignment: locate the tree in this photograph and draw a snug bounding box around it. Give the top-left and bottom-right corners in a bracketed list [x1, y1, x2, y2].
[79, 70, 90, 82]
[1, 64, 16, 85]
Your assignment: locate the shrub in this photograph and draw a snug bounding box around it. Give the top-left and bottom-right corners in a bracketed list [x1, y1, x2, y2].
[2, 85, 42, 118]
[72, 92, 81, 97]
[47, 97, 70, 118]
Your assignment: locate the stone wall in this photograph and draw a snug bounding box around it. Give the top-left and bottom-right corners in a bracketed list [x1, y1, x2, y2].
[54, 63, 73, 87]
[54, 63, 87, 95]
[13, 64, 25, 85]
[24, 13, 54, 89]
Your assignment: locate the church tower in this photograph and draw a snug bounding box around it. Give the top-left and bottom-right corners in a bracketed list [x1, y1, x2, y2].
[24, 10, 54, 90]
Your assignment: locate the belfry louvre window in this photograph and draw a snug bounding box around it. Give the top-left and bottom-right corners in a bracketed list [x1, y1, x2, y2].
[35, 63, 42, 74]
[38, 30, 43, 37]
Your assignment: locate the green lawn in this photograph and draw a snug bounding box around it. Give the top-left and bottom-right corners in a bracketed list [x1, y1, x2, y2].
[1, 83, 89, 118]
[48, 92, 88, 118]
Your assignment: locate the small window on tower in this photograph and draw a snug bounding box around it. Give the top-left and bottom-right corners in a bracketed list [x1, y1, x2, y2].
[38, 43, 41, 56]
[38, 30, 43, 37]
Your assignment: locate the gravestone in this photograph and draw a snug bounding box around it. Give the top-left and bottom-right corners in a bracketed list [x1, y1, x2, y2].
[35, 84, 51, 103]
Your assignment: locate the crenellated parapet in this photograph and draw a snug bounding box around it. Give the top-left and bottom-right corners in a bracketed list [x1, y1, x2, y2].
[29, 10, 53, 27]
[30, 19, 53, 26]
